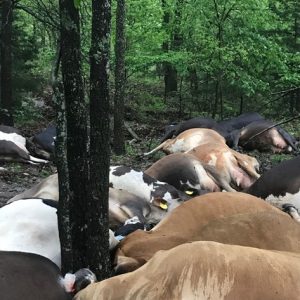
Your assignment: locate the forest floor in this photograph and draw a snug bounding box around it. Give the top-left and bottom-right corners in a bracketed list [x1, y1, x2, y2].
[0, 97, 298, 207]
[0, 119, 297, 207]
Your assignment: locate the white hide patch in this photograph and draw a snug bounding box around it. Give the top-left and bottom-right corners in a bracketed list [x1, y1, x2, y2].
[168, 139, 185, 153]
[178, 265, 234, 300]
[266, 190, 300, 211]
[0, 199, 120, 269]
[193, 160, 219, 191]
[110, 167, 153, 201]
[0, 132, 28, 153]
[0, 199, 61, 267]
[208, 154, 217, 166]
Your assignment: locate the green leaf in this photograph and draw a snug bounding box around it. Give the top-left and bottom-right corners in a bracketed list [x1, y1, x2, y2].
[74, 0, 81, 9]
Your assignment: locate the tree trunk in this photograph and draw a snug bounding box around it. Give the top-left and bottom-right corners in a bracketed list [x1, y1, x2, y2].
[59, 0, 88, 273]
[1, 0, 14, 126]
[89, 0, 112, 280]
[162, 0, 177, 98]
[113, 0, 126, 155]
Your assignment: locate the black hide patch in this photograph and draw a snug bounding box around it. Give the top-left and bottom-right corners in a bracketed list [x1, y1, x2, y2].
[42, 199, 58, 209]
[0, 125, 21, 134]
[143, 173, 157, 185]
[111, 166, 134, 176]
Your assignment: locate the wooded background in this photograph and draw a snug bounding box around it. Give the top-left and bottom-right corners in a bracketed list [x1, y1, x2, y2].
[2, 0, 299, 125]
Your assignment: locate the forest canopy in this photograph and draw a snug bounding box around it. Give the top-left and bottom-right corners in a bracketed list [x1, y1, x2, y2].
[4, 0, 300, 122]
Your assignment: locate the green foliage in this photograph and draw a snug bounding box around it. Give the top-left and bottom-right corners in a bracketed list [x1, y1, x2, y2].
[10, 0, 300, 123]
[74, 0, 81, 9]
[14, 96, 44, 126]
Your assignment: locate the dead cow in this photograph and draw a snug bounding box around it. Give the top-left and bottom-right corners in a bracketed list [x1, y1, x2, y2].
[231, 120, 297, 152]
[246, 156, 300, 215]
[75, 241, 300, 300]
[144, 128, 226, 156]
[8, 171, 182, 229]
[188, 143, 260, 191]
[114, 192, 300, 274]
[145, 152, 220, 196]
[0, 199, 119, 268]
[0, 126, 48, 164]
[0, 251, 96, 300]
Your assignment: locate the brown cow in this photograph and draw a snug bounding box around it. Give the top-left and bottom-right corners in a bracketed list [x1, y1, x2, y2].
[188, 143, 260, 191]
[75, 241, 300, 300]
[114, 192, 300, 274]
[144, 128, 226, 156]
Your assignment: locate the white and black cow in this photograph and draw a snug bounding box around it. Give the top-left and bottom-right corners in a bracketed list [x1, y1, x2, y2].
[0, 125, 48, 164]
[110, 166, 189, 210]
[246, 156, 300, 214]
[0, 199, 119, 268]
[0, 251, 96, 300]
[9, 172, 186, 228]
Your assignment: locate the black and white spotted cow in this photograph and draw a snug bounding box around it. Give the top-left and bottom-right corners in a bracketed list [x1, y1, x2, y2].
[0, 125, 48, 164]
[8, 172, 183, 229]
[110, 166, 190, 211]
[0, 251, 96, 300]
[0, 199, 119, 268]
[246, 156, 300, 220]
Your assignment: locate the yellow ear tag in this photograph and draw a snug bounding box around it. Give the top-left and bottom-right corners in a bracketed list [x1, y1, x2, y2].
[160, 202, 168, 210]
[185, 190, 194, 195]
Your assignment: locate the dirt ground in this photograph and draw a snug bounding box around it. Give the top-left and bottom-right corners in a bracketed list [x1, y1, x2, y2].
[0, 113, 297, 208]
[0, 136, 295, 208]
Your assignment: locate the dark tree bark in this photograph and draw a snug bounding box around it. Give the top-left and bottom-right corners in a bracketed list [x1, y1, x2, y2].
[89, 0, 112, 280]
[58, 0, 88, 273]
[51, 41, 73, 275]
[113, 0, 126, 155]
[1, 0, 14, 126]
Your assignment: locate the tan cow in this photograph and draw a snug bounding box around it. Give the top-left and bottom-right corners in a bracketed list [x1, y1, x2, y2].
[114, 192, 300, 274]
[188, 143, 260, 191]
[144, 128, 226, 156]
[75, 241, 300, 300]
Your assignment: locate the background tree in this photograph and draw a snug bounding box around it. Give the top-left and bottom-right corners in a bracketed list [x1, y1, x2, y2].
[113, 0, 126, 155]
[1, 0, 14, 125]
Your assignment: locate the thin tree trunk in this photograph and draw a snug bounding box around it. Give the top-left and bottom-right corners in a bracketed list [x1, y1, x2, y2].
[162, 0, 177, 97]
[51, 41, 72, 275]
[1, 0, 14, 126]
[113, 0, 126, 155]
[89, 0, 112, 280]
[59, 0, 88, 273]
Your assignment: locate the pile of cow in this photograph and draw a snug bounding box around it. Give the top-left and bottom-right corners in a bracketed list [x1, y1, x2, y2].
[0, 112, 300, 299]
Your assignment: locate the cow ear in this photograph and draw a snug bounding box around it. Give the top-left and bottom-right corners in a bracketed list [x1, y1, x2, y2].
[152, 198, 168, 210]
[61, 273, 76, 293]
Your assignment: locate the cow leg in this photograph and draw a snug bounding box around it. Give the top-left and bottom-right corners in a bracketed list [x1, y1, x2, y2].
[282, 203, 300, 223]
